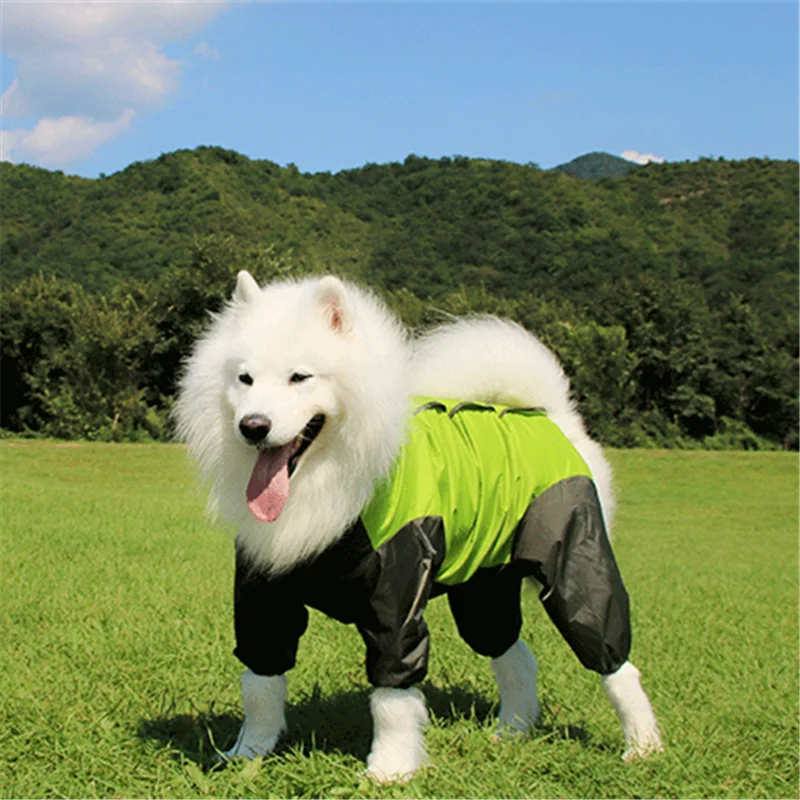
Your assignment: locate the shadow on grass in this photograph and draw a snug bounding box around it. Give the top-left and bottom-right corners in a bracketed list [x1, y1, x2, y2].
[136, 683, 596, 769]
[136, 703, 243, 769]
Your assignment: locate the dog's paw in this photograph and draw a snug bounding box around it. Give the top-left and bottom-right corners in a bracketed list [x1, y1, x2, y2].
[365, 731, 428, 783]
[494, 696, 540, 740]
[218, 670, 287, 763]
[363, 753, 425, 784]
[622, 728, 664, 762]
[365, 686, 429, 782]
[493, 714, 537, 740]
[219, 723, 282, 762]
[363, 766, 415, 784]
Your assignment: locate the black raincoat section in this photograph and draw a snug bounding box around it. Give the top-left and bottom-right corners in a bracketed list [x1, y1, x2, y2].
[445, 564, 525, 658]
[233, 521, 379, 678]
[232, 474, 631, 685]
[233, 555, 310, 677]
[512, 475, 631, 675]
[358, 517, 445, 687]
[233, 518, 445, 689]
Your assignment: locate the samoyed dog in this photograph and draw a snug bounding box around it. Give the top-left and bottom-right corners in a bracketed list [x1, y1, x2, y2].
[174, 271, 662, 781]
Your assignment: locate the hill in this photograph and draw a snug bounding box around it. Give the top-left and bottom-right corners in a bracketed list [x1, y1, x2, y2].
[1, 148, 797, 327]
[550, 151, 639, 180]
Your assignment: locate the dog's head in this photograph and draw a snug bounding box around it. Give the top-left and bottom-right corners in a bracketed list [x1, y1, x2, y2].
[227, 272, 353, 522]
[175, 270, 410, 550]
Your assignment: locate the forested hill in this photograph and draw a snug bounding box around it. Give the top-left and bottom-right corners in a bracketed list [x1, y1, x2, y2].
[1, 147, 798, 450]
[550, 151, 639, 179]
[1, 148, 797, 324]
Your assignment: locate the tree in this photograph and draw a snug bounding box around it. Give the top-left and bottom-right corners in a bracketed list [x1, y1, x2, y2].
[0, 275, 157, 439]
[594, 275, 717, 443]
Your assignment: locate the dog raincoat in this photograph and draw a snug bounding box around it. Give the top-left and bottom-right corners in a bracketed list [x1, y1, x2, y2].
[233, 398, 631, 688]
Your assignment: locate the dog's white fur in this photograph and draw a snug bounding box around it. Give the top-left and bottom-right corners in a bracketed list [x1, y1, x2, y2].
[492, 639, 541, 738]
[365, 687, 430, 782]
[602, 662, 664, 761]
[176, 272, 663, 781]
[223, 671, 287, 760]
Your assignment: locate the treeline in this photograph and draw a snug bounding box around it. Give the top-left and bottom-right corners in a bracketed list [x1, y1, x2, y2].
[2, 148, 797, 323]
[0, 148, 797, 449]
[1, 234, 796, 449]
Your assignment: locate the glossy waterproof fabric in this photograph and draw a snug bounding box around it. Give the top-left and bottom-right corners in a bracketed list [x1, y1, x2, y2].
[234, 518, 445, 688]
[513, 476, 631, 674]
[233, 400, 632, 688]
[361, 397, 592, 585]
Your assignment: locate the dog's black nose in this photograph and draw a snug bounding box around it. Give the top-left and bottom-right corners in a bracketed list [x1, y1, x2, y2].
[239, 414, 272, 445]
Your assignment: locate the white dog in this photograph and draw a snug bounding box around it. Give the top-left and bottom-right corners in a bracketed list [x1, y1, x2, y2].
[174, 272, 663, 781]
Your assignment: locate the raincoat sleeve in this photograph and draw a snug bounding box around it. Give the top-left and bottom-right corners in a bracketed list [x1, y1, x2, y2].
[513, 475, 631, 675]
[356, 517, 445, 689]
[232, 548, 310, 677]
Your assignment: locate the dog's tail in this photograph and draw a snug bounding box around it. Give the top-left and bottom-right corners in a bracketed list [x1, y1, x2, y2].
[411, 316, 615, 526]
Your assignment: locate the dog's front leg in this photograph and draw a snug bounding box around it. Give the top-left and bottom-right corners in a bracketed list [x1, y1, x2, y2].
[223, 669, 287, 760]
[365, 686, 429, 782]
[601, 661, 663, 760]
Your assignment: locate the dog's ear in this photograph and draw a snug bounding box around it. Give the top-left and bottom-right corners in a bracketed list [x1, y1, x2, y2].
[313, 276, 353, 334]
[233, 270, 262, 305]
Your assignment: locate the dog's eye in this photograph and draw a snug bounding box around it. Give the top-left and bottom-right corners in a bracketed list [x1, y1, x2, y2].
[289, 372, 312, 385]
[238, 373, 254, 386]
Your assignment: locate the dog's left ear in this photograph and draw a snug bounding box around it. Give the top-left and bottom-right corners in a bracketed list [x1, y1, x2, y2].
[313, 276, 353, 334]
[233, 270, 262, 305]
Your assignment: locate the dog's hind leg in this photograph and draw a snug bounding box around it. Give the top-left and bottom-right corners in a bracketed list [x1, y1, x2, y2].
[601, 661, 663, 760]
[446, 568, 536, 737]
[491, 639, 540, 737]
[365, 686, 429, 782]
[222, 670, 287, 760]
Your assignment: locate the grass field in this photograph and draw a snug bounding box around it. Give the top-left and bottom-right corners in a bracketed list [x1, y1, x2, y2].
[1, 443, 797, 799]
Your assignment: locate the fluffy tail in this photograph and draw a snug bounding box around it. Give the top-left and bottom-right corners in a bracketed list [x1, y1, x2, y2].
[411, 316, 615, 526]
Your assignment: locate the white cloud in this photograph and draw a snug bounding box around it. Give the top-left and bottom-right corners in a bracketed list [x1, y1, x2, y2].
[2, 110, 135, 167]
[621, 149, 666, 165]
[1, 0, 227, 167]
[1, 2, 227, 53]
[194, 42, 220, 61]
[4, 37, 182, 120]
[0, 79, 21, 117]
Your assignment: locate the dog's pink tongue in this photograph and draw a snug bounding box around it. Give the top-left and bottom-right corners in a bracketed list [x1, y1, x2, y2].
[246, 444, 293, 522]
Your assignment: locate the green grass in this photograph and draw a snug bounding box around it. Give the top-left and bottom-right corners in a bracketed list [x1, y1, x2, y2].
[1, 443, 797, 799]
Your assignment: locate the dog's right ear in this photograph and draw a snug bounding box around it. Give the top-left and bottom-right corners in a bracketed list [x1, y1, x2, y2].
[313, 276, 353, 334]
[233, 271, 262, 305]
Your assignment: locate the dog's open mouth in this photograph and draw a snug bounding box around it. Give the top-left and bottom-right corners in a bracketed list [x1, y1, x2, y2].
[288, 414, 325, 476]
[246, 414, 325, 523]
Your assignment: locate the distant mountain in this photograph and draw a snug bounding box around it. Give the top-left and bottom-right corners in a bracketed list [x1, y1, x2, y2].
[551, 152, 639, 180]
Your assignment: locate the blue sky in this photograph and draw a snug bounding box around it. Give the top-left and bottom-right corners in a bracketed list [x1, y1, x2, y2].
[1, 1, 798, 178]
